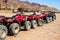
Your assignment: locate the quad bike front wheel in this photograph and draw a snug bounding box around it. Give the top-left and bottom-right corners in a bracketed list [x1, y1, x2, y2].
[24, 21, 31, 31]
[49, 17, 53, 22]
[31, 20, 37, 28]
[46, 17, 50, 23]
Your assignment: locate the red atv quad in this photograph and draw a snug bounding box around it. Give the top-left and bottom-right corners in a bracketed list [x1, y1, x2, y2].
[41, 11, 56, 23]
[28, 13, 43, 28]
[40, 11, 49, 23]
[4, 14, 31, 35]
[21, 15, 31, 31]
[4, 17, 20, 35]
[0, 16, 8, 39]
[12, 14, 31, 31]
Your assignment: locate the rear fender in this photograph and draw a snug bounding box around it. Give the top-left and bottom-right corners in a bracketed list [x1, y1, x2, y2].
[34, 15, 41, 20]
[28, 16, 34, 20]
[4, 17, 15, 23]
[15, 15, 23, 21]
[42, 13, 48, 17]
[22, 15, 28, 21]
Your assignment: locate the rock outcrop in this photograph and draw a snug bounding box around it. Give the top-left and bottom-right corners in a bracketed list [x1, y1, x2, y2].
[0, 0, 58, 12]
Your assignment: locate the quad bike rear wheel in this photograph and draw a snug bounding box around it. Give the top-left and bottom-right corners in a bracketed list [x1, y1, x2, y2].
[9, 23, 20, 35]
[37, 19, 43, 26]
[0, 37, 4, 40]
[54, 16, 56, 20]
[0, 25, 8, 39]
[52, 16, 56, 21]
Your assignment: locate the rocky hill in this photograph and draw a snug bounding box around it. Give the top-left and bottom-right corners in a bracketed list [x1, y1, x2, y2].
[0, 0, 58, 12]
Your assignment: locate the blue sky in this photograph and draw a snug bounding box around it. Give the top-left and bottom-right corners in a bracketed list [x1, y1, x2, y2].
[21, 0, 60, 10]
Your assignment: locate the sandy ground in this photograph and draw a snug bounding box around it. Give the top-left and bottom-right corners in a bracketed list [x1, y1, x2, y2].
[3, 13, 60, 40]
[0, 10, 33, 17]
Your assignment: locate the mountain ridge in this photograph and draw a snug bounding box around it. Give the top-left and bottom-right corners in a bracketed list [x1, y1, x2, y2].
[0, 0, 58, 12]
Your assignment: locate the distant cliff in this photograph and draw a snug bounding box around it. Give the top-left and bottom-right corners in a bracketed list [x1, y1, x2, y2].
[0, 0, 58, 12]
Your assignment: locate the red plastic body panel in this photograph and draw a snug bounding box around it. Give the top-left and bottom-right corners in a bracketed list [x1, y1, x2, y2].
[0, 16, 4, 21]
[15, 15, 23, 21]
[28, 16, 34, 20]
[4, 17, 15, 23]
[28, 14, 41, 20]
[22, 15, 28, 21]
[34, 15, 41, 20]
[41, 13, 48, 17]
[0, 17, 3, 21]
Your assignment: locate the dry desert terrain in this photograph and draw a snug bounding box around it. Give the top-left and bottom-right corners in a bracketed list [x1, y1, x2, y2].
[0, 11, 59, 40]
